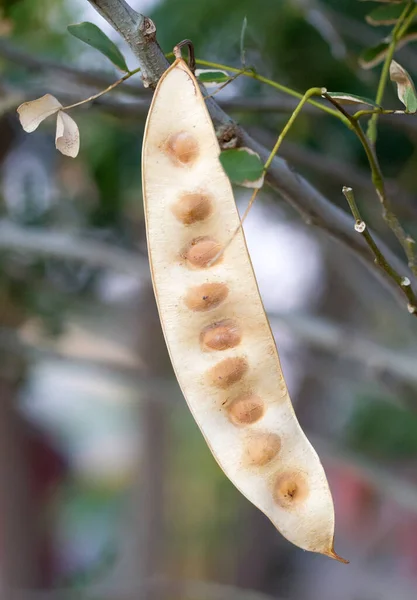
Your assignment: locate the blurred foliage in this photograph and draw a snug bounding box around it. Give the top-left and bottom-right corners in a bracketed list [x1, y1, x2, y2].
[348, 396, 417, 459]
[3, 0, 75, 55]
[152, 0, 365, 90]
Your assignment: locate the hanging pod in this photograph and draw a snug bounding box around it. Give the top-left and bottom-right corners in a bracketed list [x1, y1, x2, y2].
[141, 45, 347, 562]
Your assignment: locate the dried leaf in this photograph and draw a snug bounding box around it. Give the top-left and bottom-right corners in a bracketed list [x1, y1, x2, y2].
[366, 2, 407, 25]
[55, 111, 80, 158]
[68, 22, 128, 72]
[219, 147, 264, 188]
[326, 92, 380, 107]
[390, 60, 417, 113]
[17, 94, 62, 133]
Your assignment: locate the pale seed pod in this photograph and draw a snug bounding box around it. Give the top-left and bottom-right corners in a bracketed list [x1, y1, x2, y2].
[142, 55, 347, 562]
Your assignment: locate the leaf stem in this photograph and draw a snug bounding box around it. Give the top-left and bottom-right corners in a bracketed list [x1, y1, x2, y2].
[265, 87, 325, 169]
[204, 69, 249, 100]
[61, 66, 141, 111]
[367, 1, 416, 143]
[246, 87, 325, 219]
[342, 186, 417, 315]
[354, 108, 405, 120]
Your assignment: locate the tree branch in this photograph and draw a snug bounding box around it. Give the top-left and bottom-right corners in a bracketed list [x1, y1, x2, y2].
[86, 0, 169, 88]
[0, 39, 142, 95]
[0, 221, 148, 278]
[85, 0, 417, 309]
[270, 313, 417, 385]
[2, 215, 417, 385]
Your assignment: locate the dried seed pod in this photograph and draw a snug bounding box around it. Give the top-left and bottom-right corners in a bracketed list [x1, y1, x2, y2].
[142, 56, 346, 562]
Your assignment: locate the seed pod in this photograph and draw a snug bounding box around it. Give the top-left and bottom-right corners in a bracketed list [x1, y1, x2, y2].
[142, 56, 346, 562]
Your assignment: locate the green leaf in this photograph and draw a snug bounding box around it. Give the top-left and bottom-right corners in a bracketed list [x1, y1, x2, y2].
[400, 22, 417, 45]
[219, 148, 264, 189]
[390, 59, 417, 112]
[359, 25, 417, 69]
[366, 2, 407, 25]
[404, 85, 417, 112]
[68, 22, 128, 72]
[195, 69, 230, 86]
[326, 92, 380, 107]
[359, 41, 390, 69]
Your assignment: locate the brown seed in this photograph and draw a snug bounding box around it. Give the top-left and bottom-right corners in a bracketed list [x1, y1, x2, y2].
[183, 237, 222, 268]
[273, 471, 309, 510]
[227, 393, 264, 426]
[166, 131, 199, 164]
[184, 283, 229, 312]
[207, 357, 248, 388]
[245, 433, 281, 466]
[201, 319, 241, 351]
[172, 192, 213, 225]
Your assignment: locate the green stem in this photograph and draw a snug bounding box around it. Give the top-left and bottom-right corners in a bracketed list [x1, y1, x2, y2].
[342, 186, 417, 315]
[367, 2, 416, 143]
[354, 108, 404, 120]
[397, 3, 417, 38]
[241, 88, 324, 221]
[264, 87, 324, 169]
[195, 58, 347, 123]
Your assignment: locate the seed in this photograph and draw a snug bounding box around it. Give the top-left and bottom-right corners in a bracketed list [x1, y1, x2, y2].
[200, 319, 241, 351]
[207, 356, 248, 388]
[172, 192, 212, 224]
[273, 471, 309, 510]
[166, 131, 199, 165]
[227, 393, 264, 426]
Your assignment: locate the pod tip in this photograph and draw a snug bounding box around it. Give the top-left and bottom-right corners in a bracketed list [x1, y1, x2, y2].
[324, 547, 349, 564]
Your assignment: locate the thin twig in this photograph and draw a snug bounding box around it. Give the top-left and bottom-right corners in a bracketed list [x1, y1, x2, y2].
[324, 92, 417, 277]
[204, 69, 248, 100]
[342, 187, 417, 315]
[61, 67, 141, 111]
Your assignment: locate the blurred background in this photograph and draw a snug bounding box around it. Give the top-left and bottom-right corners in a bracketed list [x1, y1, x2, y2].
[1, 0, 417, 598]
